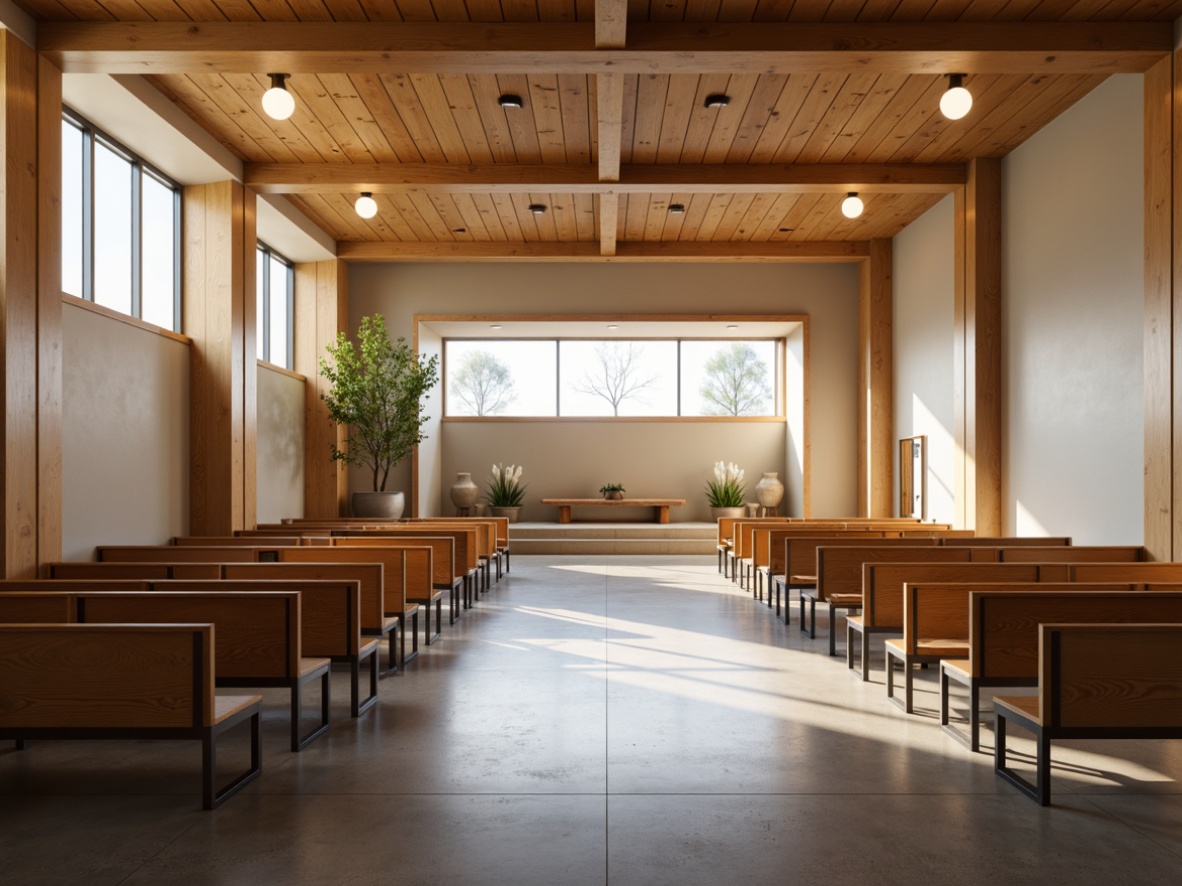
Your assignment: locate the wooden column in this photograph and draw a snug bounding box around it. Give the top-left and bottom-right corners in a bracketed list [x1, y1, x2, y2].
[1144, 52, 1180, 560]
[0, 32, 62, 578]
[183, 181, 255, 535]
[954, 158, 1002, 534]
[294, 259, 348, 518]
[857, 238, 893, 516]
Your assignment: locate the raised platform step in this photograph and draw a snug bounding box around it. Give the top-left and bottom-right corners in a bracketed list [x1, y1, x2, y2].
[508, 522, 716, 555]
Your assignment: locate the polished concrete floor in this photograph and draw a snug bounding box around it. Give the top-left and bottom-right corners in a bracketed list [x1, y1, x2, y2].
[2, 555, 1180, 885]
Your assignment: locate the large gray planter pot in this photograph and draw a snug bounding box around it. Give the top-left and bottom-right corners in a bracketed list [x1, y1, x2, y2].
[351, 491, 405, 520]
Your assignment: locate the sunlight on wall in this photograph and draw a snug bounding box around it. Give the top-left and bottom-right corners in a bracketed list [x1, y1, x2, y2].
[912, 394, 955, 524]
[1014, 500, 1050, 537]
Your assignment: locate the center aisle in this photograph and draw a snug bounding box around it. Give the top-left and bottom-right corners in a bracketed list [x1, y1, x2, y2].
[18, 555, 1179, 884]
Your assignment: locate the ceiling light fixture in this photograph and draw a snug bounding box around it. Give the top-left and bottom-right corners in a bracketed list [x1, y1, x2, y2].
[498, 94, 524, 109]
[726, 325, 739, 330]
[841, 192, 864, 219]
[528, 204, 547, 215]
[490, 324, 503, 330]
[704, 94, 730, 109]
[668, 203, 686, 214]
[939, 74, 972, 121]
[261, 74, 295, 121]
[355, 192, 378, 219]
[607, 324, 619, 330]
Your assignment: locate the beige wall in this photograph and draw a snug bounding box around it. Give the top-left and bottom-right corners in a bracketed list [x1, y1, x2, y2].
[62, 302, 189, 558]
[1000, 74, 1143, 543]
[892, 194, 956, 524]
[348, 262, 861, 518]
[256, 363, 305, 524]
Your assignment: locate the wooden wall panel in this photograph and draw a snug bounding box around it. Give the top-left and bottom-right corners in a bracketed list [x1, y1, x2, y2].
[0, 33, 39, 578]
[1144, 54, 1173, 560]
[954, 158, 1002, 535]
[294, 259, 348, 518]
[857, 238, 893, 516]
[182, 180, 248, 536]
[242, 188, 257, 530]
[37, 56, 63, 568]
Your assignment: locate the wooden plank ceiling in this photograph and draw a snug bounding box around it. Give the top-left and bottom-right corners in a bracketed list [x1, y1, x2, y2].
[21, 0, 1182, 260]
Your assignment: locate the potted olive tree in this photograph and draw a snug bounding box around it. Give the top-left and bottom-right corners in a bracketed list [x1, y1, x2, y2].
[319, 314, 440, 519]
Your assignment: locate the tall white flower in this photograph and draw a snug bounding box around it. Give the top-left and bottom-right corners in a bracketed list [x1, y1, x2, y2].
[714, 461, 725, 483]
[492, 464, 501, 481]
[512, 465, 523, 484]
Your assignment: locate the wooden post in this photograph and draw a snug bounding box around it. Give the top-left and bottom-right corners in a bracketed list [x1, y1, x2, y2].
[183, 180, 254, 535]
[858, 238, 893, 516]
[294, 259, 348, 518]
[954, 158, 1002, 534]
[0, 32, 62, 577]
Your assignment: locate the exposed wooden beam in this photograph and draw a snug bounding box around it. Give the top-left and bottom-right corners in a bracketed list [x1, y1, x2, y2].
[597, 74, 624, 183]
[337, 240, 870, 262]
[244, 163, 966, 195]
[600, 193, 619, 257]
[595, 0, 627, 50]
[38, 22, 1169, 75]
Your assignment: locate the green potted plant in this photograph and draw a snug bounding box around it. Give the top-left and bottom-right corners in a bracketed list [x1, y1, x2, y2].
[706, 460, 746, 520]
[599, 483, 626, 501]
[486, 464, 526, 522]
[319, 313, 440, 519]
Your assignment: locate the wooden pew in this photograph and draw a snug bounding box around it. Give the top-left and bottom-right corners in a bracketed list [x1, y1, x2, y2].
[332, 530, 476, 614]
[277, 546, 438, 653]
[154, 579, 379, 719]
[774, 536, 944, 623]
[173, 536, 306, 547]
[852, 550, 1149, 680]
[218, 563, 401, 676]
[0, 624, 262, 810]
[73, 590, 330, 752]
[328, 536, 456, 628]
[808, 545, 984, 654]
[941, 588, 1182, 751]
[403, 517, 501, 586]
[994, 623, 1182, 805]
[889, 581, 1135, 715]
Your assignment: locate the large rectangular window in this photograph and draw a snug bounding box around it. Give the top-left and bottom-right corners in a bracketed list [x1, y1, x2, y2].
[61, 110, 181, 332]
[257, 242, 294, 370]
[444, 338, 780, 418]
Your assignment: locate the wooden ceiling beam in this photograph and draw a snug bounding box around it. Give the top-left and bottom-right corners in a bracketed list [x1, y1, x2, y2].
[39, 22, 1169, 75]
[337, 240, 871, 262]
[244, 163, 966, 194]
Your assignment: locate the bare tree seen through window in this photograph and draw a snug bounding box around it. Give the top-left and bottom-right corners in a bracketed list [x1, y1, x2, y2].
[451, 350, 515, 415]
[699, 342, 773, 416]
[574, 342, 657, 416]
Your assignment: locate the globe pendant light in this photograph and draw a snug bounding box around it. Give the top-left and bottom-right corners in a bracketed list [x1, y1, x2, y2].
[355, 192, 378, 219]
[261, 74, 295, 121]
[939, 74, 972, 121]
[841, 192, 863, 219]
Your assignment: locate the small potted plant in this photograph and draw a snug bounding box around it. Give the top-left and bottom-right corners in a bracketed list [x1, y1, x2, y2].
[705, 461, 746, 520]
[487, 464, 526, 522]
[599, 483, 626, 501]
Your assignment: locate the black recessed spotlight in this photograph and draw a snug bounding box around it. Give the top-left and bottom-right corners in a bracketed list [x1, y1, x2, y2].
[453, 227, 467, 233]
[704, 94, 730, 108]
[528, 203, 547, 215]
[779, 227, 793, 233]
[668, 203, 686, 214]
[498, 94, 524, 109]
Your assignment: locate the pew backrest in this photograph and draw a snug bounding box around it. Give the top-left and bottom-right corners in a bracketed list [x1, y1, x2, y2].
[0, 624, 218, 729]
[74, 591, 302, 679]
[174, 536, 304, 547]
[789, 537, 941, 584]
[863, 562, 1048, 628]
[95, 546, 264, 563]
[219, 562, 386, 633]
[969, 589, 1182, 680]
[1037, 623, 1182, 728]
[330, 536, 456, 588]
[277, 546, 421, 617]
[0, 591, 76, 623]
[817, 545, 979, 601]
[47, 562, 221, 580]
[152, 579, 363, 660]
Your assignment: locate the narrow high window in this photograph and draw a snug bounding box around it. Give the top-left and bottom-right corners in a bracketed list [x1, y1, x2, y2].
[256, 243, 294, 369]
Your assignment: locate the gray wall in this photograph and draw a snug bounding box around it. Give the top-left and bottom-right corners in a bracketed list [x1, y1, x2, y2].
[348, 262, 861, 518]
[256, 364, 305, 524]
[62, 302, 189, 558]
[892, 194, 956, 524]
[1000, 74, 1144, 543]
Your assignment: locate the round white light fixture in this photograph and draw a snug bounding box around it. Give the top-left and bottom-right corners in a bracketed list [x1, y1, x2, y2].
[355, 192, 378, 219]
[939, 74, 972, 121]
[607, 324, 619, 330]
[726, 324, 739, 330]
[261, 74, 295, 121]
[841, 192, 864, 219]
[490, 324, 503, 330]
